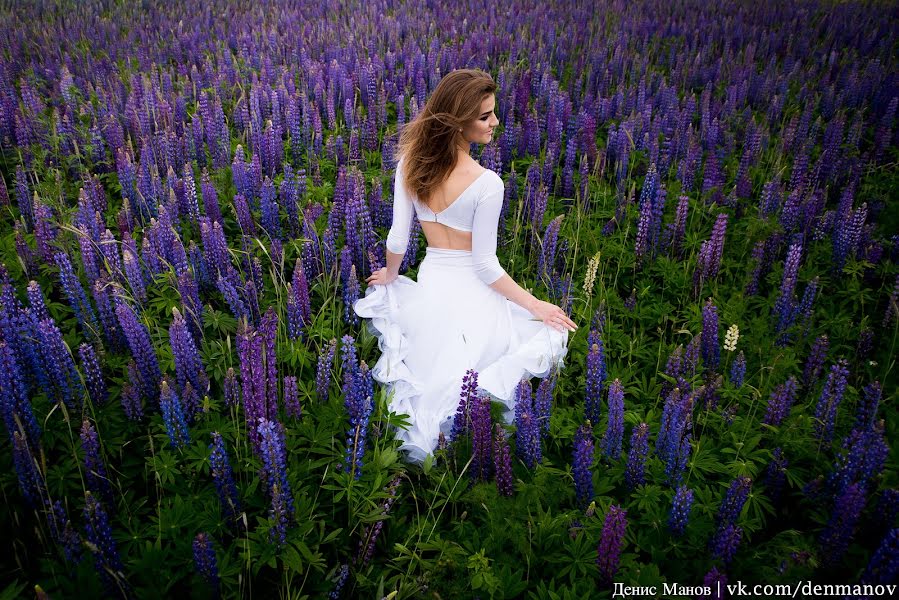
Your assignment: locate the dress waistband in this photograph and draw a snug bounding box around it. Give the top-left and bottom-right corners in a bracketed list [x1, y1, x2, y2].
[425, 246, 472, 255]
[423, 246, 475, 267]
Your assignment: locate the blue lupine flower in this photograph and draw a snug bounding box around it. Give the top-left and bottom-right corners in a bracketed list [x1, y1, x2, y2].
[315, 339, 337, 403]
[861, 528, 899, 585]
[709, 523, 743, 564]
[193, 533, 220, 598]
[534, 372, 555, 439]
[763, 376, 798, 426]
[763, 448, 788, 506]
[573, 423, 594, 509]
[625, 423, 650, 490]
[814, 359, 850, 444]
[38, 317, 84, 408]
[701, 298, 720, 370]
[450, 369, 478, 443]
[596, 505, 627, 583]
[803, 334, 829, 387]
[494, 423, 514, 497]
[717, 476, 752, 526]
[209, 432, 241, 521]
[356, 475, 401, 567]
[78, 343, 108, 405]
[584, 341, 606, 426]
[160, 380, 191, 450]
[169, 307, 209, 402]
[258, 418, 294, 547]
[820, 481, 866, 566]
[329, 564, 350, 599]
[13, 431, 42, 506]
[856, 380, 882, 430]
[0, 340, 40, 446]
[80, 418, 113, 508]
[471, 393, 494, 482]
[283, 375, 301, 419]
[668, 485, 694, 537]
[773, 243, 802, 338]
[115, 299, 160, 401]
[600, 379, 624, 461]
[48, 500, 82, 565]
[514, 379, 541, 469]
[83, 491, 129, 594]
[729, 351, 746, 388]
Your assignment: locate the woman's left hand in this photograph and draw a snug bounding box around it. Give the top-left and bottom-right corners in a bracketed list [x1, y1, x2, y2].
[366, 267, 397, 287]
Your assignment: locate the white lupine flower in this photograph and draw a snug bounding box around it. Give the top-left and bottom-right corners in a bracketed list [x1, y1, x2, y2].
[583, 252, 600, 297]
[724, 324, 739, 352]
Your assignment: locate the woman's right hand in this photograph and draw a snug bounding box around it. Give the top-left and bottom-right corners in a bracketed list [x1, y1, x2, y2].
[366, 267, 397, 287]
[528, 299, 578, 332]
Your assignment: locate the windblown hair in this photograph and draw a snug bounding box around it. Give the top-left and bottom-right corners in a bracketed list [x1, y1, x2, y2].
[395, 68, 497, 208]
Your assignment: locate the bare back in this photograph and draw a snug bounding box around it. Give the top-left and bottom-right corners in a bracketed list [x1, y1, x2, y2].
[419, 158, 487, 250]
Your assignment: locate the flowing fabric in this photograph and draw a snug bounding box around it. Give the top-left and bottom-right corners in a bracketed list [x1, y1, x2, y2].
[353, 246, 569, 464]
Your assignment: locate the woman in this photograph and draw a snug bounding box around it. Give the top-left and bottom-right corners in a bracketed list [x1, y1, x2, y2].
[353, 68, 577, 464]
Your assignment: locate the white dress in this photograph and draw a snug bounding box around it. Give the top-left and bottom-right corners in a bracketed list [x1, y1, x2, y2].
[353, 158, 568, 464]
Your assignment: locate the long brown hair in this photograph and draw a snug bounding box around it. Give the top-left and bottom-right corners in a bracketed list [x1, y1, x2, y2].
[395, 68, 497, 207]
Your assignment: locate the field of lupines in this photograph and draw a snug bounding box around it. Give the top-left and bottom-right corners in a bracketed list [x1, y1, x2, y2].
[0, 0, 897, 597]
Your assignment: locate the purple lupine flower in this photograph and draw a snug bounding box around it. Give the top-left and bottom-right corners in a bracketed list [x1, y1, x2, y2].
[283, 375, 301, 419]
[38, 317, 84, 408]
[773, 243, 802, 338]
[763, 448, 788, 506]
[13, 431, 42, 506]
[223, 367, 240, 408]
[717, 477, 752, 527]
[329, 563, 350, 599]
[820, 481, 866, 566]
[494, 423, 514, 497]
[160, 380, 191, 450]
[803, 335, 829, 387]
[48, 500, 82, 565]
[814, 359, 850, 444]
[356, 475, 401, 567]
[0, 340, 40, 446]
[534, 372, 555, 439]
[601, 379, 624, 461]
[259, 307, 279, 423]
[595, 504, 627, 583]
[120, 375, 143, 422]
[668, 485, 694, 537]
[237, 322, 267, 454]
[83, 491, 128, 594]
[259, 177, 281, 239]
[856, 381, 882, 430]
[729, 351, 746, 388]
[861, 528, 899, 585]
[451, 369, 478, 443]
[584, 341, 606, 426]
[573, 423, 594, 509]
[657, 388, 693, 485]
[169, 307, 209, 402]
[701, 298, 720, 371]
[514, 380, 541, 469]
[78, 343, 108, 406]
[684, 333, 701, 375]
[80, 418, 113, 508]
[115, 299, 160, 401]
[54, 251, 99, 336]
[341, 337, 372, 479]
[471, 393, 494, 482]
[193, 533, 220, 598]
[209, 432, 240, 521]
[709, 523, 743, 564]
[315, 339, 337, 403]
[700, 567, 727, 600]
[216, 273, 249, 322]
[340, 249, 361, 326]
[625, 423, 650, 490]
[670, 195, 689, 257]
[831, 422, 889, 495]
[258, 418, 294, 547]
[883, 274, 899, 327]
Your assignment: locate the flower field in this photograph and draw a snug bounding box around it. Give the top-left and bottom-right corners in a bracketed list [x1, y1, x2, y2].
[0, 0, 897, 598]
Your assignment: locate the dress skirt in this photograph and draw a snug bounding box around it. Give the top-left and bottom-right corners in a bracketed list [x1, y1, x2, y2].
[353, 247, 569, 464]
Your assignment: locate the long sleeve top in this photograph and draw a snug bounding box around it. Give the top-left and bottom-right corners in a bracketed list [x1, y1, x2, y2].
[385, 158, 507, 284]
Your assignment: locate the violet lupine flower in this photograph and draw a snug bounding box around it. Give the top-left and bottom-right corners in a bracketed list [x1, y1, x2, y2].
[717, 477, 752, 527]
[670, 195, 689, 257]
[700, 567, 727, 600]
[329, 564, 350, 599]
[657, 388, 693, 485]
[0, 340, 40, 446]
[160, 380, 191, 450]
[259, 177, 281, 239]
[514, 380, 541, 470]
[494, 423, 514, 497]
[169, 307, 209, 401]
[820, 481, 866, 566]
[861, 528, 899, 585]
[856, 381, 882, 430]
[534, 372, 555, 439]
[471, 393, 494, 482]
[803, 335, 829, 387]
[356, 475, 401, 567]
[259, 307, 279, 423]
[584, 341, 606, 426]
[601, 379, 624, 461]
[883, 274, 899, 327]
[54, 251, 99, 336]
[830, 423, 889, 495]
[238, 322, 267, 455]
[693, 213, 729, 291]
[283, 375, 301, 419]
[315, 339, 337, 403]
[78, 343, 108, 406]
[115, 299, 160, 401]
[341, 337, 372, 479]
[814, 359, 850, 444]
[120, 376, 143, 422]
[80, 418, 113, 508]
[48, 500, 82, 565]
[340, 250, 361, 326]
[709, 522, 743, 564]
[625, 423, 650, 490]
[763, 448, 788, 506]
[668, 485, 694, 537]
[38, 317, 84, 408]
[83, 491, 128, 595]
[729, 351, 746, 388]
[209, 432, 240, 521]
[258, 418, 294, 547]
[223, 367, 240, 408]
[216, 273, 249, 322]
[773, 243, 802, 337]
[701, 298, 720, 371]
[684, 334, 701, 376]
[451, 369, 478, 443]
[193, 533, 220, 598]
[13, 431, 42, 506]
[595, 504, 627, 583]
[573, 423, 594, 509]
